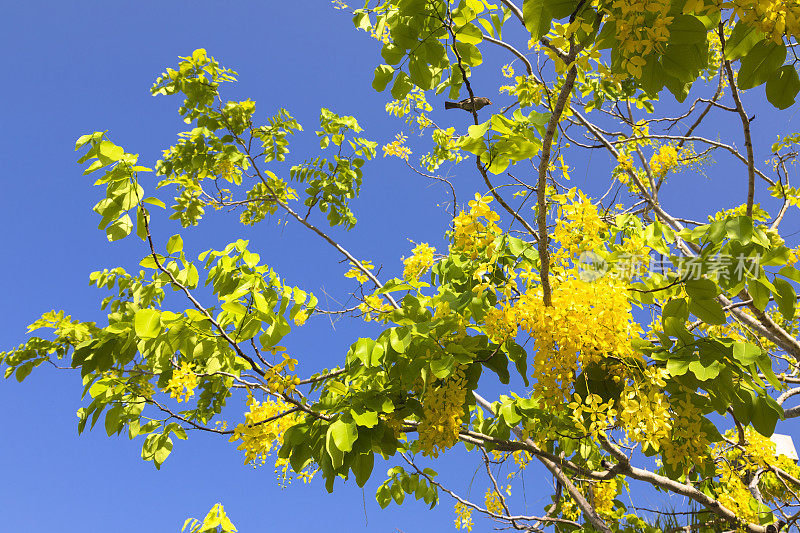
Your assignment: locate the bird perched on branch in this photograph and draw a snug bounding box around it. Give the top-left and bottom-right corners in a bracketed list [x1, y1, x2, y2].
[444, 96, 492, 112]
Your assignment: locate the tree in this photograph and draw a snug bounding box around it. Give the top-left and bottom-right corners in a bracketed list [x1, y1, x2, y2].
[3, 0, 800, 531]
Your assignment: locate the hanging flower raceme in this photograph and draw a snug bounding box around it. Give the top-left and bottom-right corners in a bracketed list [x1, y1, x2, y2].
[163, 361, 199, 403]
[516, 275, 641, 404]
[229, 395, 300, 467]
[418, 365, 468, 457]
[403, 242, 435, 280]
[451, 194, 502, 260]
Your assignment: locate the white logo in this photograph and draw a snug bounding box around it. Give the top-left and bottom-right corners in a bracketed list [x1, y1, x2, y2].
[577, 251, 609, 281]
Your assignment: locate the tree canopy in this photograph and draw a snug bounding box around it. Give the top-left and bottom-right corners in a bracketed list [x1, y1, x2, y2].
[4, 0, 800, 531]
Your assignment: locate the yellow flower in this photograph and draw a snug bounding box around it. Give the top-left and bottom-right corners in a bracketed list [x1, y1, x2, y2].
[402, 242, 435, 280]
[418, 366, 468, 457]
[229, 396, 301, 467]
[649, 145, 679, 177]
[454, 502, 474, 531]
[483, 305, 518, 343]
[345, 259, 374, 283]
[293, 310, 309, 326]
[382, 133, 411, 161]
[163, 361, 198, 403]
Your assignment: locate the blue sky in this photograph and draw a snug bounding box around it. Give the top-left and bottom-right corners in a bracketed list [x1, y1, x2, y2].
[2, 2, 800, 532]
[0, 2, 508, 531]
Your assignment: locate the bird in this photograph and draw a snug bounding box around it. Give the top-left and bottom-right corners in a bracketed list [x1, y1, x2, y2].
[444, 96, 493, 112]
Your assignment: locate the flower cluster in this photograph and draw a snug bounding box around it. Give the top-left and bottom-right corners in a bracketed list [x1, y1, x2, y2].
[344, 259, 374, 283]
[649, 145, 679, 178]
[661, 395, 711, 474]
[568, 392, 617, 437]
[482, 305, 518, 343]
[618, 368, 672, 452]
[606, 0, 672, 77]
[359, 294, 393, 322]
[214, 158, 240, 184]
[499, 75, 543, 107]
[592, 480, 618, 517]
[163, 361, 199, 403]
[418, 365, 468, 457]
[229, 396, 300, 467]
[560, 495, 581, 521]
[484, 488, 505, 515]
[293, 309, 309, 326]
[452, 194, 502, 259]
[686, 0, 800, 42]
[403, 242, 436, 280]
[552, 191, 607, 262]
[274, 456, 316, 487]
[263, 351, 301, 395]
[382, 133, 411, 161]
[616, 152, 634, 172]
[516, 275, 640, 404]
[454, 502, 474, 531]
[714, 426, 800, 512]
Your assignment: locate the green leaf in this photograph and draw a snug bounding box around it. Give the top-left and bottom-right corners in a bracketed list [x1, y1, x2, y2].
[662, 43, 707, 82]
[499, 401, 522, 426]
[166, 234, 184, 254]
[408, 56, 434, 90]
[105, 404, 122, 436]
[467, 120, 491, 139]
[483, 351, 510, 384]
[351, 410, 379, 428]
[766, 65, 800, 110]
[134, 309, 162, 338]
[140, 254, 165, 269]
[772, 277, 796, 319]
[388, 327, 410, 353]
[431, 355, 455, 379]
[348, 338, 382, 367]
[381, 44, 405, 65]
[352, 11, 371, 31]
[667, 357, 691, 376]
[329, 419, 358, 452]
[689, 297, 726, 325]
[98, 140, 125, 163]
[390, 481, 405, 504]
[372, 65, 394, 92]
[639, 55, 665, 95]
[725, 216, 753, 244]
[135, 206, 148, 242]
[390, 71, 413, 100]
[106, 214, 133, 242]
[668, 15, 706, 45]
[685, 278, 718, 300]
[523, 0, 552, 40]
[737, 40, 786, 90]
[376, 484, 392, 508]
[455, 22, 484, 45]
[757, 355, 783, 391]
[724, 21, 764, 61]
[75, 131, 104, 150]
[454, 42, 482, 67]
[142, 197, 166, 209]
[748, 278, 770, 311]
[506, 341, 529, 387]
[778, 266, 800, 283]
[732, 342, 761, 365]
[751, 395, 782, 437]
[352, 453, 374, 487]
[688, 359, 721, 381]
